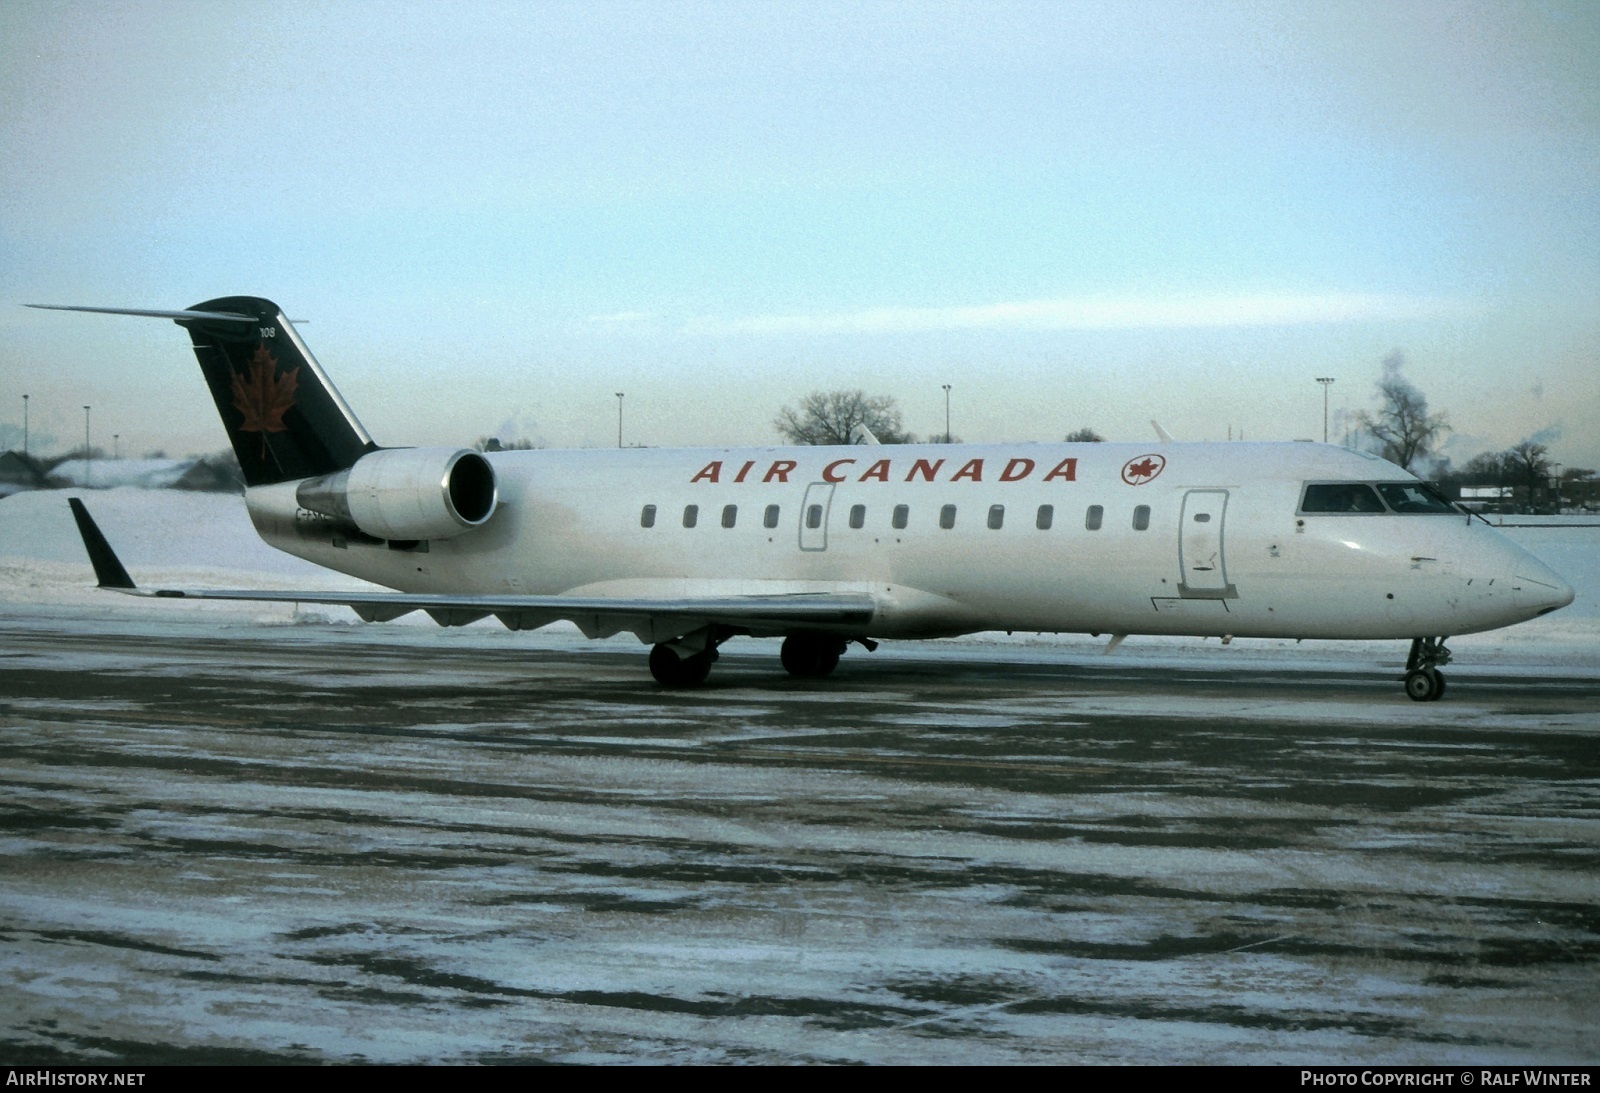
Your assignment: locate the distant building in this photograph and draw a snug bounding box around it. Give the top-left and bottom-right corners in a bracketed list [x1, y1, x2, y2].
[0, 450, 50, 498]
[1458, 485, 1513, 513]
[42, 457, 243, 493]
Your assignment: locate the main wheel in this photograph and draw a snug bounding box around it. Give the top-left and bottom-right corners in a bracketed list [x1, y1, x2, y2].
[1403, 667, 1442, 702]
[649, 644, 713, 687]
[780, 634, 844, 678]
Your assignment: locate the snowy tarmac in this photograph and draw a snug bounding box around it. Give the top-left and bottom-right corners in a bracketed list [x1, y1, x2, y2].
[1, 490, 1598, 1064]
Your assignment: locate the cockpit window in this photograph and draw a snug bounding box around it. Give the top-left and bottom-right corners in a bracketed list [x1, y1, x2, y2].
[1375, 482, 1457, 514]
[1301, 481, 1459, 515]
[1301, 483, 1386, 513]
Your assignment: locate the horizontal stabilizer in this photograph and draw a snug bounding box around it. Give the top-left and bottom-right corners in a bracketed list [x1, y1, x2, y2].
[27, 303, 257, 323]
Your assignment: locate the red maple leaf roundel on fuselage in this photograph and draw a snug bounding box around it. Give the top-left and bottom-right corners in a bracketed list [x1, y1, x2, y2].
[231, 344, 299, 457]
[1121, 453, 1166, 485]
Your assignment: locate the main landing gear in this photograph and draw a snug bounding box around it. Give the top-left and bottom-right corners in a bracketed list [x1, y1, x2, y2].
[648, 632, 871, 686]
[648, 626, 730, 687]
[648, 643, 717, 687]
[780, 634, 848, 679]
[1402, 636, 1452, 702]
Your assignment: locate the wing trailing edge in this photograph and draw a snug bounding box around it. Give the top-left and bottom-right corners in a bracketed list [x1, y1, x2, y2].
[66, 500, 876, 642]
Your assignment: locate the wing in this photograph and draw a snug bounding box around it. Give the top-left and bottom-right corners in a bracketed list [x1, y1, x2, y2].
[68, 499, 875, 643]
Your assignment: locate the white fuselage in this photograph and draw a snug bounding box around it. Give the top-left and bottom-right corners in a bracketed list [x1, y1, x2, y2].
[244, 441, 1574, 643]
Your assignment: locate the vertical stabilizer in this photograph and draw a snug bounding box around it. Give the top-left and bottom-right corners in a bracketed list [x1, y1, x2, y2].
[178, 297, 377, 486]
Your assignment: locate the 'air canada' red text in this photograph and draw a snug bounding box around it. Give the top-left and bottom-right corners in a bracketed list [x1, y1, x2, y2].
[689, 456, 1079, 485]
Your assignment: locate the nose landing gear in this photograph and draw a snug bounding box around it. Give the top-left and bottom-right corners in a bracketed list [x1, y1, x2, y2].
[1402, 636, 1451, 702]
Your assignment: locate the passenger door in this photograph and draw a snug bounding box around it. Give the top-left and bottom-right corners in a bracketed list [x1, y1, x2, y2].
[1179, 489, 1231, 596]
[799, 482, 834, 552]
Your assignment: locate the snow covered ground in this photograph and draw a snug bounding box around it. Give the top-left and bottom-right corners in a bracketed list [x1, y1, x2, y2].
[2, 487, 1594, 677]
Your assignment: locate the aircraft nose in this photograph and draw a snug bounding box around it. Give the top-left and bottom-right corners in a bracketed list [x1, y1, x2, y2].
[1511, 557, 1576, 617]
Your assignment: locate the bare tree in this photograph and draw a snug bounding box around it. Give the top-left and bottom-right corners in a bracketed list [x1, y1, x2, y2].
[1063, 427, 1105, 443]
[1355, 351, 1449, 470]
[774, 390, 911, 445]
[1504, 439, 1553, 512]
[1460, 450, 1511, 491]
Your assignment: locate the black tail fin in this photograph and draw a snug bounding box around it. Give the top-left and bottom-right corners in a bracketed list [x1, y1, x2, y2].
[29, 297, 378, 487]
[178, 297, 378, 487]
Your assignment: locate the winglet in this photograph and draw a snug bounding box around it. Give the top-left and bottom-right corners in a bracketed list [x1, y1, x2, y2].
[67, 499, 137, 589]
[1151, 420, 1175, 442]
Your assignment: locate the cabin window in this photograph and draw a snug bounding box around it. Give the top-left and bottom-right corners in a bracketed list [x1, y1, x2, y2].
[939, 504, 957, 529]
[640, 504, 656, 528]
[849, 504, 866, 529]
[1085, 505, 1103, 531]
[682, 504, 698, 528]
[1036, 504, 1053, 530]
[1132, 505, 1150, 531]
[987, 504, 1005, 530]
[892, 504, 909, 530]
[721, 504, 737, 529]
[763, 504, 780, 528]
[806, 504, 824, 529]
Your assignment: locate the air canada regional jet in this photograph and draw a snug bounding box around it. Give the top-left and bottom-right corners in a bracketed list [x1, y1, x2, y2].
[34, 297, 1575, 700]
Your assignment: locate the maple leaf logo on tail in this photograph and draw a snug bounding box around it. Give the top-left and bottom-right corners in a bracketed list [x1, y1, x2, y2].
[230, 344, 299, 459]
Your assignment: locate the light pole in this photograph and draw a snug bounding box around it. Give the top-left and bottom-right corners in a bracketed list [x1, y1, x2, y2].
[615, 392, 624, 448]
[113, 433, 120, 460]
[941, 384, 952, 443]
[1315, 377, 1335, 443]
[83, 405, 91, 488]
[21, 394, 27, 456]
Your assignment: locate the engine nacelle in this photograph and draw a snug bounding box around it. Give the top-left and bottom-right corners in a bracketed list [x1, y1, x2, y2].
[296, 447, 497, 541]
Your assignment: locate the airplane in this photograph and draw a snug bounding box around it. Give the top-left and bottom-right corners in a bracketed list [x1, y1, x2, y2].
[33, 296, 1575, 700]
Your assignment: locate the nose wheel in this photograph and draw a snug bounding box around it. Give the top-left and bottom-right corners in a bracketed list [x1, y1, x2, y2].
[1402, 637, 1451, 702]
[1403, 667, 1446, 702]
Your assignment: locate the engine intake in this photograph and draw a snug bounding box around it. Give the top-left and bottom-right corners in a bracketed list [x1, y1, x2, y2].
[296, 448, 498, 541]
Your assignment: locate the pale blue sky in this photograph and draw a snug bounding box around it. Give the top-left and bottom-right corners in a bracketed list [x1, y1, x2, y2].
[2, 0, 1596, 470]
